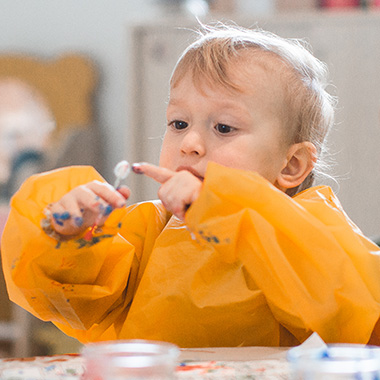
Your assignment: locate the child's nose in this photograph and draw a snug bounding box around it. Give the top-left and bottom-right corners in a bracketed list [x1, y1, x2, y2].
[180, 130, 205, 156]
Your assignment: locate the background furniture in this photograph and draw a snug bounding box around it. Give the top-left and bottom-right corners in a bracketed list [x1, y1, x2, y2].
[0, 53, 101, 358]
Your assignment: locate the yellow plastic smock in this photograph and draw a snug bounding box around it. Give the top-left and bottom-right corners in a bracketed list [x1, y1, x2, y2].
[2, 162, 380, 347]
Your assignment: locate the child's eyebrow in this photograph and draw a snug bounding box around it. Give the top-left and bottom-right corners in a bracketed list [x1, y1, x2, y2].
[168, 95, 244, 109]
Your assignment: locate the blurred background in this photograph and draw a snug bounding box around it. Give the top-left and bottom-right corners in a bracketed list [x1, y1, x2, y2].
[0, 0, 380, 358]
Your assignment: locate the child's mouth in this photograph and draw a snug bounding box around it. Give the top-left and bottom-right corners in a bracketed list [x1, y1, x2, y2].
[176, 166, 204, 181]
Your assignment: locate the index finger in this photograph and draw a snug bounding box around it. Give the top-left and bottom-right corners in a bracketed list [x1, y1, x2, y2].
[132, 162, 175, 184]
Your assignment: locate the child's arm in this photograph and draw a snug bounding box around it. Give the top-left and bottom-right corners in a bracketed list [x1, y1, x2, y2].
[1, 166, 168, 342]
[135, 161, 380, 345]
[186, 162, 380, 344]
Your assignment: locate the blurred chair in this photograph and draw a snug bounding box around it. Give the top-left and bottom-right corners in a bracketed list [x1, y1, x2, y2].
[0, 53, 102, 357]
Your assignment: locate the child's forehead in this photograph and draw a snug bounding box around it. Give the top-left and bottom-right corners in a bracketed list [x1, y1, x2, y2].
[171, 49, 290, 95]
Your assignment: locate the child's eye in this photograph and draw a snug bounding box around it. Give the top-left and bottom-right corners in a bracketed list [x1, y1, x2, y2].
[215, 124, 234, 134]
[170, 120, 188, 130]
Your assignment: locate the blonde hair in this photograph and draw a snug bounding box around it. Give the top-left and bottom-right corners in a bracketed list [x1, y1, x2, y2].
[170, 24, 336, 196]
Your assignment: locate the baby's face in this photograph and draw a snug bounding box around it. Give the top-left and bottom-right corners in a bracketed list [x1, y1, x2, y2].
[160, 58, 290, 187]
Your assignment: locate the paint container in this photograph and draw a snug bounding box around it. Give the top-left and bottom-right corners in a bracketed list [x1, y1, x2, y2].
[287, 344, 380, 379]
[82, 340, 180, 380]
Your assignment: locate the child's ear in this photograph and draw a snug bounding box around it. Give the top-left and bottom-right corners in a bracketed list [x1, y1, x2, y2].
[276, 142, 317, 190]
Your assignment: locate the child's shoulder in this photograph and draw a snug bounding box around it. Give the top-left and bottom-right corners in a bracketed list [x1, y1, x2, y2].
[294, 184, 344, 212]
[294, 185, 334, 200]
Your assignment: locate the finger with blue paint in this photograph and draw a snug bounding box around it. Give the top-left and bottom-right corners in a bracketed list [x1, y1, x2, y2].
[48, 177, 130, 239]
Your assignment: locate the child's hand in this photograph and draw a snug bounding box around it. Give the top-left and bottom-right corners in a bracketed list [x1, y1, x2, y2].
[47, 181, 130, 237]
[132, 163, 202, 220]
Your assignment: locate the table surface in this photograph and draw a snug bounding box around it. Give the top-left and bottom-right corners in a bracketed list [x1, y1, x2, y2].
[0, 346, 290, 379]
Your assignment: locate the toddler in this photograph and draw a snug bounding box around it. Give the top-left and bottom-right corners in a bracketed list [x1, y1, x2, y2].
[2, 24, 380, 348]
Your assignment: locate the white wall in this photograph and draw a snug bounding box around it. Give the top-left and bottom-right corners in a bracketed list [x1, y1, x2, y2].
[0, 0, 159, 180]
